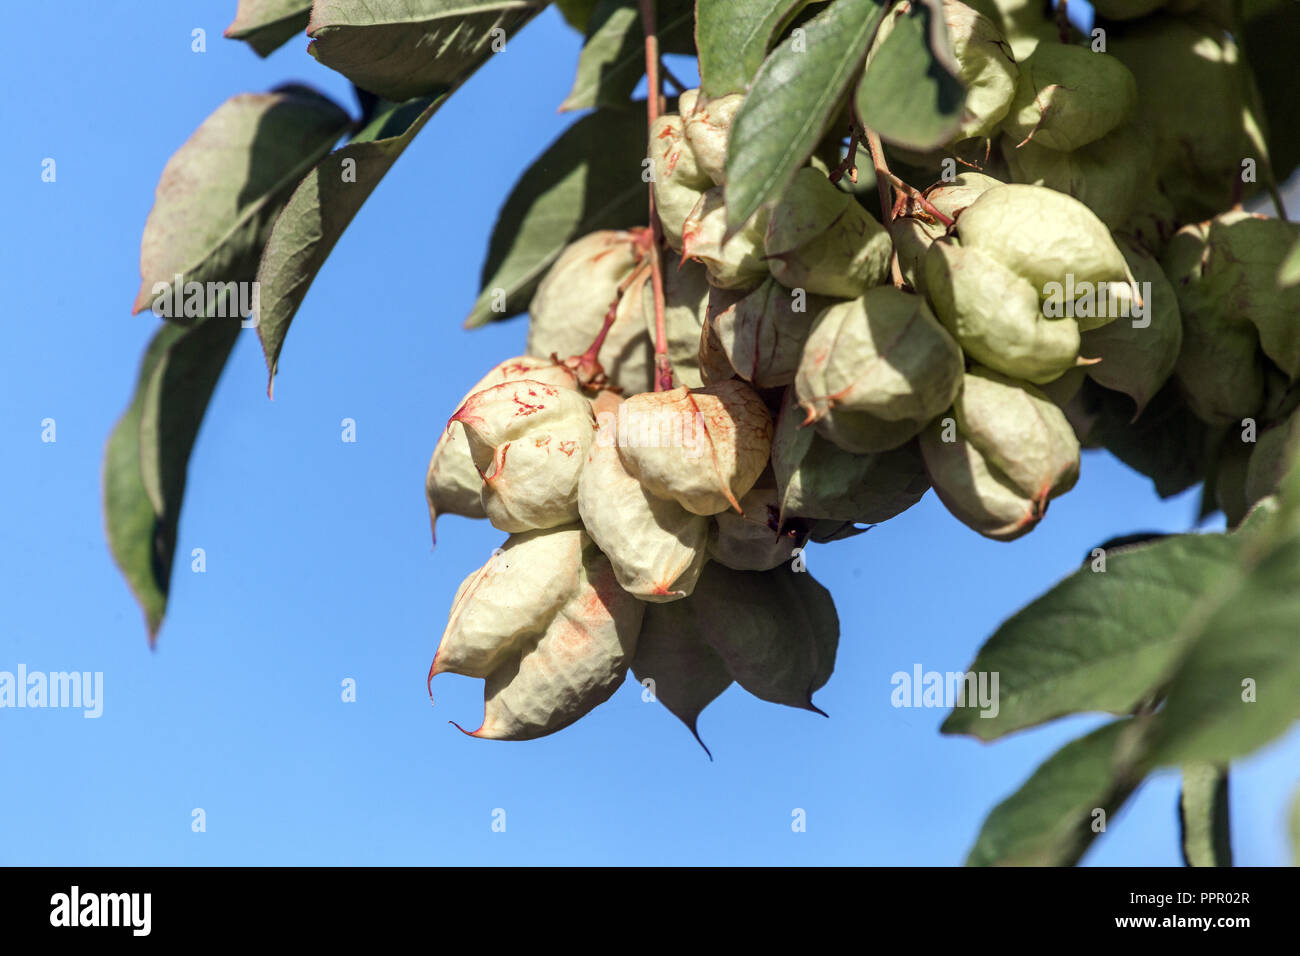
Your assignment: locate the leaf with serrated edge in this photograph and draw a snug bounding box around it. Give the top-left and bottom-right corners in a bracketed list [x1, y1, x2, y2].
[307, 0, 545, 102]
[465, 108, 649, 328]
[256, 97, 440, 392]
[724, 0, 888, 232]
[132, 89, 351, 315]
[966, 720, 1140, 866]
[225, 0, 312, 57]
[941, 533, 1236, 741]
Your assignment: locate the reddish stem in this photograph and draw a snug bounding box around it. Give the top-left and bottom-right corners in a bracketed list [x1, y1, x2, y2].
[863, 128, 906, 288]
[639, 0, 673, 391]
[886, 171, 955, 227]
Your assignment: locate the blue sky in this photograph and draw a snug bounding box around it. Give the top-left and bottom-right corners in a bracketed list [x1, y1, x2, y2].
[1, 0, 1296, 866]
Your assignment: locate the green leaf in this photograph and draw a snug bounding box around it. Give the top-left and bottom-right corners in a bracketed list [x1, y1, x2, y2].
[1280, 237, 1300, 288]
[1179, 764, 1233, 866]
[224, 0, 313, 57]
[724, 0, 888, 232]
[856, 2, 964, 150]
[464, 107, 649, 328]
[306, 0, 545, 102]
[695, 0, 807, 98]
[560, 0, 695, 112]
[132, 89, 352, 316]
[256, 97, 442, 392]
[941, 533, 1236, 741]
[632, 599, 734, 756]
[104, 319, 240, 642]
[966, 720, 1142, 866]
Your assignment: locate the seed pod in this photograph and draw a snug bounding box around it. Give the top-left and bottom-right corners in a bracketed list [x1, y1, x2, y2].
[1001, 43, 1136, 151]
[942, 0, 1021, 139]
[578, 408, 710, 601]
[426, 357, 578, 542]
[1079, 236, 1183, 417]
[617, 380, 773, 515]
[926, 171, 1004, 221]
[431, 526, 645, 741]
[919, 415, 1043, 541]
[795, 287, 964, 453]
[893, 216, 945, 295]
[955, 184, 1132, 294]
[1110, 16, 1260, 220]
[681, 187, 770, 290]
[528, 230, 654, 394]
[708, 486, 800, 571]
[1245, 410, 1300, 508]
[772, 387, 929, 525]
[954, 366, 1080, 502]
[764, 168, 893, 298]
[430, 526, 586, 680]
[709, 277, 827, 388]
[641, 257, 710, 388]
[924, 239, 1079, 383]
[1163, 218, 1268, 424]
[451, 379, 596, 532]
[650, 114, 710, 252]
[1003, 123, 1152, 227]
[682, 90, 743, 185]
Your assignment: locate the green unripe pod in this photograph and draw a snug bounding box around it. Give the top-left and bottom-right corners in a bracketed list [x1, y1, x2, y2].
[1002, 43, 1137, 151]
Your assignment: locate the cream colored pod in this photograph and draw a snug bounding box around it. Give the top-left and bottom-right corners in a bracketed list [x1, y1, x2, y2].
[429, 525, 644, 741]
[1001, 43, 1136, 151]
[764, 168, 893, 298]
[681, 90, 743, 185]
[579, 395, 710, 601]
[527, 229, 654, 393]
[426, 357, 578, 542]
[650, 113, 711, 252]
[920, 367, 1079, 540]
[796, 287, 964, 453]
[895, 173, 1003, 295]
[617, 380, 773, 515]
[641, 257, 710, 388]
[681, 187, 770, 289]
[450, 379, 596, 533]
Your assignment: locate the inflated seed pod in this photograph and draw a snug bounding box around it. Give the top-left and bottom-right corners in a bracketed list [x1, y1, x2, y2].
[451, 379, 596, 532]
[649, 113, 711, 252]
[681, 90, 744, 185]
[709, 277, 827, 388]
[764, 168, 893, 298]
[1001, 43, 1137, 151]
[795, 287, 965, 453]
[708, 485, 801, 572]
[681, 187, 770, 290]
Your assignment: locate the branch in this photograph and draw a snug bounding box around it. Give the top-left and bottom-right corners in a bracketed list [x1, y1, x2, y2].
[639, 0, 673, 391]
[863, 128, 907, 288]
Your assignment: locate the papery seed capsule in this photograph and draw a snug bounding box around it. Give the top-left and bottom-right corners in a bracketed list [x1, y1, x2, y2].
[681, 187, 770, 290]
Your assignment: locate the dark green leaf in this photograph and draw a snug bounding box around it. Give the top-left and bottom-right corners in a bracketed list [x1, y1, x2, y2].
[856, 3, 964, 150]
[465, 107, 649, 328]
[941, 533, 1236, 741]
[132, 89, 352, 317]
[966, 720, 1142, 866]
[1179, 764, 1233, 866]
[104, 319, 240, 642]
[306, 0, 545, 101]
[1239, 1, 1300, 186]
[224, 0, 312, 57]
[724, 0, 888, 232]
[695, 0, 806, 98]
[560, 0, 695, 111]
[256, 97, 442, 392]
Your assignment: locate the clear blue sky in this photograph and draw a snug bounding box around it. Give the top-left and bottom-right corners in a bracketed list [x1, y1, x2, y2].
[1, 0, 1295, 866]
